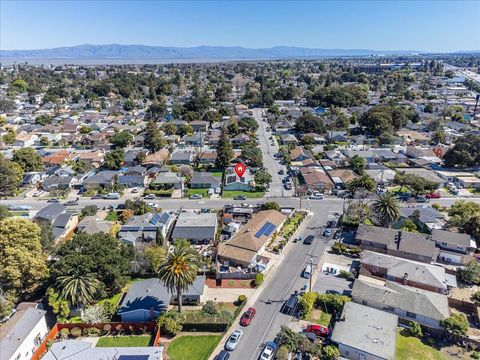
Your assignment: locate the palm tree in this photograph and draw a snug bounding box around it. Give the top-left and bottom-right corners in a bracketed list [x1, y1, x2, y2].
[158, 245, 199, 313]
[56, 268, 101, 307]
[372, 193, 400, 227]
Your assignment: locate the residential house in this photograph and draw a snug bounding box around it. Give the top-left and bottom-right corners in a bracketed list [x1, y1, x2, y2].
[360, 251, 457, 294]
[342, 149, 375, 164]
[396, 168, 445, 187]
[189, 172, 221, 189]
[117, 174, 147, 188]
[324, 150, 347, 166]
[398, 206, 446, 231]
[224, 168, 255, 191]
[431, 229, 476, 265]
[357, 224, 439, 263]
[142, 149, 170, 168]
[182, 134, 202, 146]
[371, 148, 407, 164]
[14, 133, 38, 147]
[280, 134, 299, 145]
[82, 170, 117, 190]
[21, 172, 44, 187]
[34, 203, 78, 241]
[299, 168, 334, 193]
[170, 212, 217, 244]
[77, 216, 113, 235]
[0, 304, 48, 360]
[217, 210, 287, 269]
[151, 172, 183, 190]
[327, 169, 358, 190]
[124, 165, 147, 176]
[118, 212, 174, 245]
[77, 150, 104, 168]
[289, 147, 310, 162]
[41, 175, 73, 191]
[117, 277, 205, 322]
[331, 302, 398, 360]
[43, 340, 163, 360]
[189, 120, 209, 133]
[302, 133, 326, 144]
[197, 150, 218, 166]
[124, 149, 145, 167]
[232, 134, 251, 146]
[352, 278, 450, 331]
[41, 150, 77, 168]
[435, 170, 480, 189]
[170, 150, 195, 165]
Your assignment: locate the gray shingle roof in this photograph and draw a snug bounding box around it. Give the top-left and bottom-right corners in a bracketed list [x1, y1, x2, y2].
[34, 203, 65, 222]
[171, 212, 217, 241]
[331, 302, 397, 360]
[431, 229, 475, 248]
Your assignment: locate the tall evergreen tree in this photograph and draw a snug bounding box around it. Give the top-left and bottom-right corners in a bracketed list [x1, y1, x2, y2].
[215, 129, 233, 168]
[144, 120, 165, 152]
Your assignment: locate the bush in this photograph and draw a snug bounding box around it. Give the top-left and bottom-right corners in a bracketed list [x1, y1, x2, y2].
[83, 327, 101, 337]
[338, 270, 351, 279]
[322, 345, 340, 360]
[255, 273, 264, 287]
[431, 203, 441, 211]
[408, 321, 423, 338]
[202, 300, 218, 315]
[70, 327, 82, 337]
[59, 328, 70, 339]
[180, 321, 229, 332]
[471, 351, 480, 359]
[276, 345, 290, 360]
[299, 292, 317, 319]
[237, 295, 247, 304]
[157, 311, 183, 336]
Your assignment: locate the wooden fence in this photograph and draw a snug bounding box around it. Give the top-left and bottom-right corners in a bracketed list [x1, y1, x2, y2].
[31, 321, 159, 360]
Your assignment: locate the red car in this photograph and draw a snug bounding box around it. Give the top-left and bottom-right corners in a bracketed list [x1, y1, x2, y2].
[426, 192, 441, 199]
[240, 307, 256, 326]
[306, 324, 329, 337]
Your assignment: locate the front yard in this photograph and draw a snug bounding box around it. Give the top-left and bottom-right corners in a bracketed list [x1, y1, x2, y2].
[167, 335, 222, 360]
[96, 335, 153, 347]
[222, 190, 265, 198]
[186, 188, 210, 197]
[396, 330, 448, 360]
[308, 309, 332, 327]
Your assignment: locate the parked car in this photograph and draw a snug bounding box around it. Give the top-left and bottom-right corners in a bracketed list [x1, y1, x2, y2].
[309, 193, 324, 200]
[426, 192, 441, 199]
[189, 194, 202, 200]
[144, 194, 156, 199]
[214, 350, 230, 360]
[105, 192, 120, 199]
[208, 188, 215, 196]
[131, 187, 141, 193]
[64, 200, 79, 206]
[47, 198, 60, 203]
[278, 169, 285, 175]
[416, 196, 427, 203]
[32, 190, 44, 197]
[303, 264, 312, 279]
[234, 195, 246, 200]
[303, 235, 314, 245]
[225, 329, 243, 351]
[259, 341, 277, 360]
[323, 228, 333, 237]
[240, 307, 256, 326]
[92, 194, 104, 199]
[306, 324, 329, 337]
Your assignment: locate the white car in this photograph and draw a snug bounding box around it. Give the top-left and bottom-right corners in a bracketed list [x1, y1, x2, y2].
[145, 194, 156, 199]
[132, 187, 141, 193]
[259, 342, 277, 360]
[225, 329, 243, 351]
[32, 190, 44, 197]
[147, 202, 159, 209]
[309, 193, 324, 200]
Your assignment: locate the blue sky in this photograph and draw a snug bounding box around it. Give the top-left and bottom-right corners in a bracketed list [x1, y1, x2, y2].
[1, 0, 479, 51]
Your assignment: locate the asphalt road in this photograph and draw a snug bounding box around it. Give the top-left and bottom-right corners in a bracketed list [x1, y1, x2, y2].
[252, 108, 293, 198]
[226, 205, 341, 360]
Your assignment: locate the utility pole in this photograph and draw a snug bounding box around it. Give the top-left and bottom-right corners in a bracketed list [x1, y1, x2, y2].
[306, 253, 319, 292]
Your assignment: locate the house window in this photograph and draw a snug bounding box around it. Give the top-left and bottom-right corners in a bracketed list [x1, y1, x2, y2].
[372, 266, 378, 273]
[403, 252, 409, 255]
[369, 242, 374, 246]
[441, 242, 448, 246]
[34, 333, 42, 347]
[385, 306, 395, 312]
[456, 246, 463, 250]
[406, 311, 416, 319]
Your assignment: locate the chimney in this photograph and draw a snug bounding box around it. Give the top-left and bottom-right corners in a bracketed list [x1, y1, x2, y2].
[403, 272, 408, 285]
[395, 231, 402, 250]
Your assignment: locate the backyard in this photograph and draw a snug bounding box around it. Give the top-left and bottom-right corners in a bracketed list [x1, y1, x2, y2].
[96, 335, 153, 347]
[396, 330, 449, 360]
[222, 190, 265, 198]
[167, 335, 222, 360]
[309, 309, 332, 327]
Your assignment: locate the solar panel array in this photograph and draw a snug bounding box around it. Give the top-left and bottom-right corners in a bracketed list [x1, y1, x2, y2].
[150, 213, 162, 225]
[255, 221, 276, 238]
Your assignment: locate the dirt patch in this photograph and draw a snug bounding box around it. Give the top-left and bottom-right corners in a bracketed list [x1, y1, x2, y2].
[205, 277, 255, 289]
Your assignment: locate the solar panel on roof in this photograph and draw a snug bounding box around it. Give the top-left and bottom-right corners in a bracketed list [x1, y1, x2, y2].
[255, 221, 276, 238]
[150, 213, 161, 225]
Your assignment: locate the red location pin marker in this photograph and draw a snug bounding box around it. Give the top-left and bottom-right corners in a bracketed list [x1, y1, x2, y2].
[234, 163, 246, 177]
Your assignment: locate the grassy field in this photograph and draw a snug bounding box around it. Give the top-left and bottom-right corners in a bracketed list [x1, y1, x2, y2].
[396, 330, 448, 360]
[186, 188, 210, 197]
[207, 170, 224, 178]
[168, 335, 222, 360]
[222, 190, 265, 198]
[96, 335, 152, 347]
[309, 309, 332, 327]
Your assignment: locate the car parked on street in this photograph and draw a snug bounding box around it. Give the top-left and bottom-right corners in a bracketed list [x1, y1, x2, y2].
[259, 341, 277, 360]
[214, 350, 230, 360]
[303, 235, 314, 244]
[32, 190, 44, 197]
[189, 194, 202, 200]
[323, 228, 333, 237]
[47, 198, 60, 203]
[144, 194, 156, 199]
[240, 307, 256, 326]
[309, 193, 324, 200]
[234, 195, 247, 200]
[426, 192, 441, 199]
[225, 329, 243, 351]
[92, 194, 104, 199]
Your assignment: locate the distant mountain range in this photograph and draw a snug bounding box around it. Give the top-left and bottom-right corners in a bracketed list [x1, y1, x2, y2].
[0, 44, 424, 59]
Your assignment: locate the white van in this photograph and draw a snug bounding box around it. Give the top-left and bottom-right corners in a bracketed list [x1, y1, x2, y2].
[303, 265, 312, 279]
[105, 192, 120, 199]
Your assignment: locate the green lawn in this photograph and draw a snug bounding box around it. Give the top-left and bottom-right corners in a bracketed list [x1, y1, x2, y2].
[396, 330, 448, 360]
[207, 170, 224, 178]
[96, 335, 152, 347]
[309, 309, 332, 327]
[168, 335, 222, 360]
[105, 211, 119, 221]
[186, 188, 210, 197]
[222, 190, 265, 198]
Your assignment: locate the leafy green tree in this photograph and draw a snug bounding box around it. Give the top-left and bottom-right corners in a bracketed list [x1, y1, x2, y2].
[163, 122, 177, 135]
[0, 218, 48, 302]
[359, 106, 392, 136]
[144, 120, 166, 152]
[12, 147, 44, 172]
[2, 129, 16, 144]
[0, 205, 8, 221]
[216, 129, 233, 168]
[35, 115, 52, 126]
[321, 345, 340, 360]
[46, 288, 70, 321]
[408, 321, 423, 338]
[124, 199, 151, 215]
[238, 117, 259, 131]
[346, 174, 376, 195]
[349, 155, 366, 174]
[103, 149, 124, 170]
[316, 293, 351, 315]
[260, 202, 280, 211]
[372, 193, 400, 227]
[458, 261, 480, 285]
[394, 173, 437, 195]
[178, 124, 193, 137]
[123, 99, 135, 111]
[447, 201, 480, 241]
[144, 245, 166, 273]
[37, 221, 55, 252]
[158, 245, 199, 312]
[51, 232, 134, 296]
[241, 145, 263, 167]
[295, 112, 326, 134]
[402, 219, 418, 232]
[431, 130, 446, 145]
[39, 136, 50, 147]
[443, 135, 480, 167]
[254, 169, 272, 189]
[56, 268, 101, 307]
[440, 313, 469, 337]
[110, 131, 133, 148]
[11, 79, 29, 92]
[157, 311, 183, 336]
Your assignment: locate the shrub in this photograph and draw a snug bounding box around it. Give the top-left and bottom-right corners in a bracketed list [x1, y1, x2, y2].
[472, 290, 480, 302]
[237, 295, 247, 304]
[471, 351, 480, 359]
[276, 345, 290, 360]
[202, 300, 218, 315]
[299, 292, 317, 319]
[227, 280, 236, 286]
[408, 321, 423, 338]
[431, 203, 441, 211]
[70, 327, 82, 337]
[157, 311, 183, 336]
[83, 327, 101, 337]
[338, 270, 351, 279]
[322, 345, 340, 360]
[316, 294, 351, 315]
[103, 324, 112, 333]
[441, 313, 469, 337]
[180, 322, 229, 332]
[59, 328, 70, 339]
[255, 273, 264, 286]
